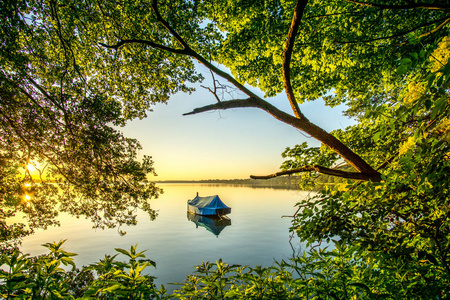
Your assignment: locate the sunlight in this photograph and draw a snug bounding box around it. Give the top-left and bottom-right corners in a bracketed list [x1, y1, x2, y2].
[26, 163, 36, 171]
[25, 161, 42, 179]
[24, 194, 31, 202]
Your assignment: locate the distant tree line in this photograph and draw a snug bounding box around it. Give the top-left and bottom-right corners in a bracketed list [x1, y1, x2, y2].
[155, 176, 304, 190]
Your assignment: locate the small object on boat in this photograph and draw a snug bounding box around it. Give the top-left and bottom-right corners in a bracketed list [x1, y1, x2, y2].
[187, 194, 231, 216]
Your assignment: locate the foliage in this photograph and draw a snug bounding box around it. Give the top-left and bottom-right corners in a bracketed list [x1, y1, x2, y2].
[3, 0, 449, 236]
[5, 240, 450, 299]
[288, 33, 450, 299]
[2, 0, 450, 298]
[83, 244, 165, 299]
[1, 0, 165, 247]
[0, 241, 167, 299]
[281, 142, 340, 189]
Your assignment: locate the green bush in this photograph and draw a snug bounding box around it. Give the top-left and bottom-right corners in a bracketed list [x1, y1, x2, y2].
[3, 239, 448, 299]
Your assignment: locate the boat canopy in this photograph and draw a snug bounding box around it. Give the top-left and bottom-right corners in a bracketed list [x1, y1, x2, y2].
[187, 195, 231, 216]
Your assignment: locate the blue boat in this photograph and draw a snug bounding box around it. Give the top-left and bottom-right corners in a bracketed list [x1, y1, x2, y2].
[187, 193, 231, 216]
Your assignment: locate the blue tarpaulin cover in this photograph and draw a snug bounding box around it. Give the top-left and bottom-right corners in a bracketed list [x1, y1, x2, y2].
[187, 195, 231, 216]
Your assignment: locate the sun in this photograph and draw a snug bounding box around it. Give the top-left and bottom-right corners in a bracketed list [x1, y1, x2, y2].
[25, 162, 41, 174]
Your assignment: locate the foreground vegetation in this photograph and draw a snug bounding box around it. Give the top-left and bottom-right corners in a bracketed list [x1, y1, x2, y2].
[3, 239, 448, 300]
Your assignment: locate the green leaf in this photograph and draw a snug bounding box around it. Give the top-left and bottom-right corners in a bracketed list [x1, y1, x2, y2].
[397, 64, 408, 75]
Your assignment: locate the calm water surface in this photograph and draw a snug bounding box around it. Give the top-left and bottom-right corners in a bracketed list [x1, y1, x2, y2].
[19, 184, 312, 291]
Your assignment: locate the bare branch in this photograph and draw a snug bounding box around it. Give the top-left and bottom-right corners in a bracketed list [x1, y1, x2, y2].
[200, 85, 221, 102]
[200, 70, 222, 102]
[250, 165, 380, 181]
[346, 0, 450, 10]
[282, 0, 308, 120]
[183, 98, 256, 115]
[189, 52, 263, 100]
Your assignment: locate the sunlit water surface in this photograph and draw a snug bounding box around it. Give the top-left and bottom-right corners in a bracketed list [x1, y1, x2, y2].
[19, 184, 312, 292]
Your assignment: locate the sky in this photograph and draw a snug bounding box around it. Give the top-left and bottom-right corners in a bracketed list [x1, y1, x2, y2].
[120, 64, 355, 181]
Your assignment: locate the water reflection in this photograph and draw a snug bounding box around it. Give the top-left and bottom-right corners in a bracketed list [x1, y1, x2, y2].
[18, 184, 310, 293]
[187, 213, 231, 237]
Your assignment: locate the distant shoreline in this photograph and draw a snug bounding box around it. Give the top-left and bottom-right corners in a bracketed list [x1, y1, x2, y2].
[152, 177, 303, 190]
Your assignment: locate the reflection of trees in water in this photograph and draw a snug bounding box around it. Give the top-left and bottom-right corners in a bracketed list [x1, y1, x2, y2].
[2, 167, 161, 250]
[0, 107, 161, 249]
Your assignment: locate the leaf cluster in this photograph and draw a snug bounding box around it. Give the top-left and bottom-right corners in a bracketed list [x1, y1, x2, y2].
[5, 240, 448, 299]
[0, 241, 168, 299]
[289, 42, 450, 299]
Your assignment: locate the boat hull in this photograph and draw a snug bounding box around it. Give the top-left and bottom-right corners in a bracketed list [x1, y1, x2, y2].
[187, 204, 231, 216]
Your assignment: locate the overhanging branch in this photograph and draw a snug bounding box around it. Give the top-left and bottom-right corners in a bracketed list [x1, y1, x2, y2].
[334, 17, 450, 44]
[99, 39, 187, 55]
[347, 0, 450, 10]
[250, 165, 381, 181]
[184, 97, 380, 177]
[100, 0, 381, 179]
[183, 98, 257, 115]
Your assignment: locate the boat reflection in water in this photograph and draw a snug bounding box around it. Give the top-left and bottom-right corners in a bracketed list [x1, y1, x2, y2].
[187, 213, 231, 237]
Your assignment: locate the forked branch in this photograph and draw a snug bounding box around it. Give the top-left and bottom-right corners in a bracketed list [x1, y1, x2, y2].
[200, 70, 222, 102]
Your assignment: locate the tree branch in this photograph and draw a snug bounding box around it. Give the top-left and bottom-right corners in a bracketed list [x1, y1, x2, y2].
[334, 17, 450, 44]
[100, 0, 380, 179]
[419, 17, 450, 39]
[346, 0, 450, 10]
[99, 39, 188, 55]
[100, 1, 262, 101]
[201, 70, 222, 102]
[150, 1, 262, 100]
[183, 98, 255, 115]
[150, 0, 191, 50]
[283, 0, 308, 120]
[0, 110, 75, 185]
[184, 98, 381, 180]
[250, 165, 378, 181]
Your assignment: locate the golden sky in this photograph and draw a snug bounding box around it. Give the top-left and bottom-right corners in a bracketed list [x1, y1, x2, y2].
[121, 66, 354, 181]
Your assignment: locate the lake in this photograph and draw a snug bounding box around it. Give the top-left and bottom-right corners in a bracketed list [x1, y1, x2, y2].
[18, 184, 312, 292]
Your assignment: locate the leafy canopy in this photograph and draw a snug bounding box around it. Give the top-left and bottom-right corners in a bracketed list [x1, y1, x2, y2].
[1, 0, 450, 297]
